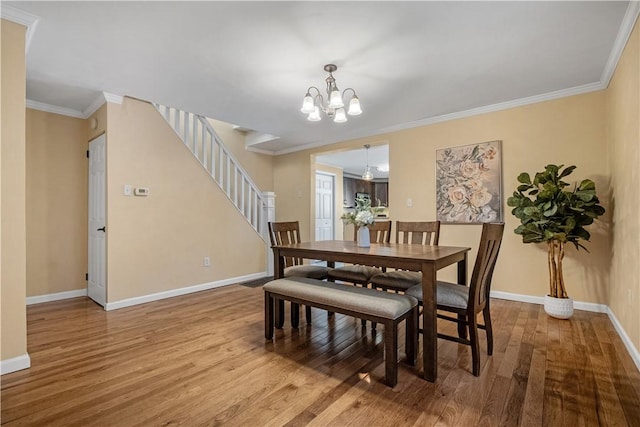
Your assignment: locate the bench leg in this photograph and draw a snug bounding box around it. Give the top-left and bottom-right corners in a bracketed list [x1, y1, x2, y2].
[265, 291, 274, 339]
[384, 320, 398, 387]
[305, 306, 312, 325]
[275, 298, 284, 329]
[291, 303, 300, 328]
[405, 308, 417, 366]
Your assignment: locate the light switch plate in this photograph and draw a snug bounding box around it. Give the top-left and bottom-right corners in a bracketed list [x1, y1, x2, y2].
[124, 185, 133, 196]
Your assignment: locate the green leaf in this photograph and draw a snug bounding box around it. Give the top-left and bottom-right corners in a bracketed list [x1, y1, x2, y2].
[558, 165, 576, 178]
[578, 179, 595, 191]
[517, 173, 531, 184]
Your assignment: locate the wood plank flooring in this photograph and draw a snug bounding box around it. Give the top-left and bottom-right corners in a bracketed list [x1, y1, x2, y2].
[1, 281, 639, 426]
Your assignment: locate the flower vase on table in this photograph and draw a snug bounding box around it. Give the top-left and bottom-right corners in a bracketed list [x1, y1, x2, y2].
[358, 226, 370, 248]
[341, 196, 382, 248]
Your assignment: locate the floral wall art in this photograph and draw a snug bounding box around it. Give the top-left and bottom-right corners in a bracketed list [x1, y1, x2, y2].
[436, 140, 503, 223]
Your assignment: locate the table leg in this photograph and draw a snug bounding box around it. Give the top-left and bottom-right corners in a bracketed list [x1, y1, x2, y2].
[422, 262, 437, 382]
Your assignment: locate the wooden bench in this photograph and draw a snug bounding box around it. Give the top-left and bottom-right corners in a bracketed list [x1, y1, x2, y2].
[264, 277, 418, 387]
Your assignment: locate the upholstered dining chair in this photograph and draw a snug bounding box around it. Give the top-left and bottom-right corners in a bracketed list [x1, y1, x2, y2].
[405, 222, 504, 376]
[268, 221, 332, 324]
[327, 220, 392, 287]
[268, 221, 331, 280]
[369, 221, 440, 293]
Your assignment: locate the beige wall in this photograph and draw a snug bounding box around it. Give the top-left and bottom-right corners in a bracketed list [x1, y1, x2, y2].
[87, 103, 107, 141]
[208, 119, 274, 192]
[1, 19, 28, 361]
[105, 98, 266, 302]
[275, 92, 610, 304]
[607, 20, 640, 352]
[26, 109, 88, 297]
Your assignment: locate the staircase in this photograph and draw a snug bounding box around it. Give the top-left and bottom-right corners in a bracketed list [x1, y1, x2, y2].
[153, 103, 271, 240]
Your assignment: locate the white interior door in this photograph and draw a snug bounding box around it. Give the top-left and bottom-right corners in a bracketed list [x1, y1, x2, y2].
[315, 173, 334, 241]
[88, 134, 106, 307]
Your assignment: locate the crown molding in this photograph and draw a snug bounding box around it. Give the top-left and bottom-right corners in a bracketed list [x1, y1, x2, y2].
[26, 99, 84, 119]
[1, 5, 39, 53]
[600, 1, 640, 88]
[27, 91, 124, 119]
[82, 92, 122, 118]
[275, 81, 605, 156]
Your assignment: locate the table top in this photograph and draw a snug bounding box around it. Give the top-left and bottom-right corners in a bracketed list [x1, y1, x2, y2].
[272, 240, 470, 270]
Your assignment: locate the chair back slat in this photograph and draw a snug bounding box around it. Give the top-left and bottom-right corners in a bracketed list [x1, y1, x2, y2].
[268, 221, 304, 267]
[468, 223, 504, 309]
[396, 221, 440, 245]
[354, 221, 392, 243]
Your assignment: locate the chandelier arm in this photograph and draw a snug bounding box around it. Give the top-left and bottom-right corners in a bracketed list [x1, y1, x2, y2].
[342, 88, 357, 98]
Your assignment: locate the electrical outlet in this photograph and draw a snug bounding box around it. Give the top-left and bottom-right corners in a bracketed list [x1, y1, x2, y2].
[406, 198, 413, 207]
[203, 257, 211, 267]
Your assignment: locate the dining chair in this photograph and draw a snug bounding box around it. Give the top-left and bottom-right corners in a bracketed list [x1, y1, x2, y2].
[268, 221, 332, 280]
[369, 221, 440, 293]
[327, 220, 392, 287]
[268, 221, 332, 324]
[405, 222, 504, 376]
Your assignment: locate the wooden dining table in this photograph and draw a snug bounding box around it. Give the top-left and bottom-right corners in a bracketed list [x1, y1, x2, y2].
[271, 240, 470, 382]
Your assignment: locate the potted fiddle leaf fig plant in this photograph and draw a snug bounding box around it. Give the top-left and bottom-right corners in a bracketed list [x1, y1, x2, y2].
[506, 164, 605, 319]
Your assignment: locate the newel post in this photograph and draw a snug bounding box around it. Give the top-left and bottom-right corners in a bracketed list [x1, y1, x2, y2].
[263, 192, 276, 276]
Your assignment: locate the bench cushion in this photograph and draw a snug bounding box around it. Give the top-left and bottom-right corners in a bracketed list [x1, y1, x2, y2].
[264, 277, 417, 320]
[328, 265, 382, 283]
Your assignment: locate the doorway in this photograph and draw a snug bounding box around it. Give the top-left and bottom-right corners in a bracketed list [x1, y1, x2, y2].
[315, 172, 335, 241]
[88, 134, 106, 307]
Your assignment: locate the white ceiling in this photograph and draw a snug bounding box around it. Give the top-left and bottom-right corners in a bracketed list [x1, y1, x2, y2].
[6, 1, 636, 155]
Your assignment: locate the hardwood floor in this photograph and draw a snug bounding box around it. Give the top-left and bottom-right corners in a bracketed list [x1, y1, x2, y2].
[1, 282, 639, 426]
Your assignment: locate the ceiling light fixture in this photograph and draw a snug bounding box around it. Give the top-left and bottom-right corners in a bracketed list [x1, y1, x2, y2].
[362, 144, 374, 181]
[300, 64, 362, 123]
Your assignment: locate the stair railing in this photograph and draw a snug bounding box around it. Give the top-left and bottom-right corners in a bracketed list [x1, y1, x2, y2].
[153, 103, 267, 239]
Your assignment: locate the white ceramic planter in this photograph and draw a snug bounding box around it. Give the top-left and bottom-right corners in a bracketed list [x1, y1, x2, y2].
[358, 226, 370, 247]
[544, 295, 574, 319]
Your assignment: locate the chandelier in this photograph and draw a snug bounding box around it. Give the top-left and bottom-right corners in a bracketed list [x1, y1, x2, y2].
[300, 64, 362, 123]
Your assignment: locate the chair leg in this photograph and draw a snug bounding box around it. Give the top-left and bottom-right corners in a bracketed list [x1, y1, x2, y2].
[275, 299, 285, 328]
[291, 303, 300, 328]
[361, 319, 367, 328]
[457, 313, 467, 339]
[468, 313, 480, 376]
[384, 320, 398, 387]
[483, 306, 493, 355]
[405, 308, 417, 366]
[264, 292, 274, 339]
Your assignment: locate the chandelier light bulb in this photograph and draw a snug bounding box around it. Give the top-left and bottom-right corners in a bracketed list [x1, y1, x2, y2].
[334, 108, 347, 123]
[328, 88, 344, 109]
[307, 106, 321, 122]
[348, 96, 362, 115]
[301, 94, 315, 114]
[362, 144, 374, 180]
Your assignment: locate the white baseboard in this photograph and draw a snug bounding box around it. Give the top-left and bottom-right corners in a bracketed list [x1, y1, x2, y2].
[1, 353, 31, 375]
[491, 290, 639, 371]
[606, 307, 640, 372]
[26, 288, 88, 305]
[105, 272, 268, 311]
[489, 290, 608, 313]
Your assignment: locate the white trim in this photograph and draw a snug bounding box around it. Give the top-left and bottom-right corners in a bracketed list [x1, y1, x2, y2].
[102, 92, 123, 104]
[607, 307, 640, 372]
[490, 290, 608, 313]
[274, 82, 605, 156]
[26, 99, 85, 119]
[26, 289, 88, 305]
[0, 5, 39, 53]
[83, 91, 123, 118]
[1, 354, 31, 375]
[600, 1, 640, 88]
[105, 272, 267, 311]
[246, 146, 275, 156]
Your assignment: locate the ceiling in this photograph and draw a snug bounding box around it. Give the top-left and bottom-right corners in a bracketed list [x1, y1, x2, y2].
[5, 1, 637, 155]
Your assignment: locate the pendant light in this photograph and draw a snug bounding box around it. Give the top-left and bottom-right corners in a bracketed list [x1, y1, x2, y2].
[362, 144, 374, 181]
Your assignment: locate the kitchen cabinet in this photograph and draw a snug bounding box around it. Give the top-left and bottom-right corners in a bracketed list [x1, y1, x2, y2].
[343, 177, 388, 207]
